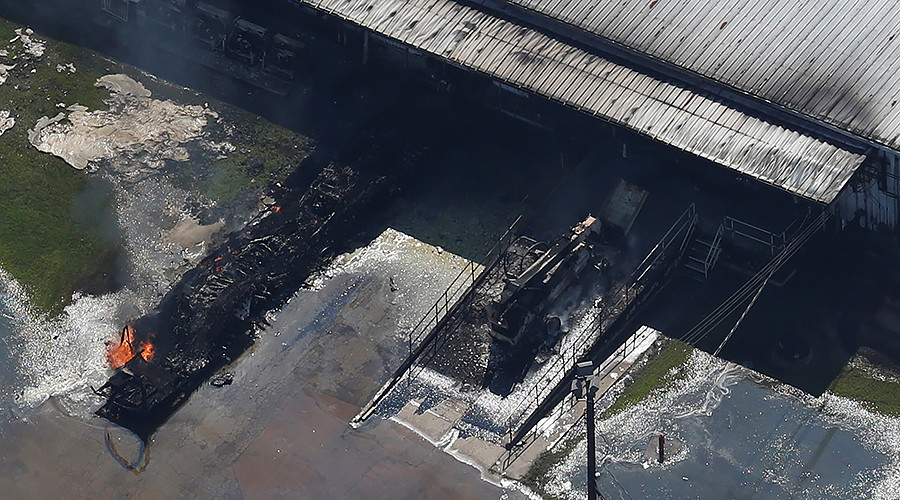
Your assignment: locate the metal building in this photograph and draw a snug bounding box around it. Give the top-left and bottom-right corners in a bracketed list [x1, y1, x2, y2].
[292, 0, 900, 228]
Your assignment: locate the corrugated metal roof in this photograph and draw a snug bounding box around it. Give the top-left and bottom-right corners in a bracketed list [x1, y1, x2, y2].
[504, 0, 900, 153]
[300, 0, 865, 202]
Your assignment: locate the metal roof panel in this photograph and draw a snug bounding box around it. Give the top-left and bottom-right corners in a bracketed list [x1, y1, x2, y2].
[503, 0, 900, 151]
[300, 0, 867, 202]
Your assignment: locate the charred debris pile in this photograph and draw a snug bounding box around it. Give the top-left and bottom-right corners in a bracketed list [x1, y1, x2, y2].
[94, 129, 429, 442]
[422, 216, 610, 396]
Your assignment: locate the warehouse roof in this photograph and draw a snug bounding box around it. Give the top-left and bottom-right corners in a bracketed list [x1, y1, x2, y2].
[502, 0, 900, 152]
[300, 0, 867, 202]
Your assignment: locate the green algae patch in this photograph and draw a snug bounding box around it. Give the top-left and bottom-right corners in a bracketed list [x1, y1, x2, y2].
[829, 353, 900, 417]
[600, 338, 693, 419]
[176, 112, 312, 204]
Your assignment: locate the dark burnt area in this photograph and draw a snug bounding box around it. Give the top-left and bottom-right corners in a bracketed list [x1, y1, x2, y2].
[93, 124, 430, 442]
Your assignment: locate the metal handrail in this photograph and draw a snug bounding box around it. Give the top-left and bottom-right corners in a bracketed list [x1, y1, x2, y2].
[498, 326, 657, 471]
[501, 205, 696, 445]
[723, 216, 786, 256]
[634, 204, 696, 281]
[702, 223, 725, 277]
[351, 216, 522, 425]
[101, 0, 129, 21]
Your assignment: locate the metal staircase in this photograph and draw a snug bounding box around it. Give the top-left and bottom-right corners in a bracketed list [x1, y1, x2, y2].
[683, 223, 723, 280]
[101, 0, 130, 21]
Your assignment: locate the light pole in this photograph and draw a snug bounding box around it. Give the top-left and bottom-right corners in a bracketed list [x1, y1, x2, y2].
[573, 360, 599, 500]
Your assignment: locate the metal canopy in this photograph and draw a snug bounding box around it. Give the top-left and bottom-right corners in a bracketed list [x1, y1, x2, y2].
[301, 0, 866, 203]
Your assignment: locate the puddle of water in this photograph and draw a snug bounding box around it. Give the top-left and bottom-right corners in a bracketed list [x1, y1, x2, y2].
[543, 350, 899, 500]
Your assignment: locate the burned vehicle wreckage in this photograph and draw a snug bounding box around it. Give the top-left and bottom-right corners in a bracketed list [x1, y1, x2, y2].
[482, 216, 605, 394]
[92, 137, 417, 441]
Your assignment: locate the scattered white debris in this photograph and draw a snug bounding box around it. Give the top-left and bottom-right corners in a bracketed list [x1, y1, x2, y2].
[14, 28, 45, 59]
[55, 63, 76, 73]
[0, 110, 15, 136]
[203, 140, 237, 159]
[0, 64, 15, 85]
[28, 74, 214, 170]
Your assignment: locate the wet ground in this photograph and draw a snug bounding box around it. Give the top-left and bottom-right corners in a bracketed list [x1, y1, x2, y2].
[0, 5, 897, 500]
[0, 227, 523, 499]
[544, 351, 900, 499]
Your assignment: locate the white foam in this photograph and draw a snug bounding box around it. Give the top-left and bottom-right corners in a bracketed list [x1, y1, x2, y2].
[538, 348, 900, 500]
[0, 268, 131, 413]
[0, 174, 214, 418]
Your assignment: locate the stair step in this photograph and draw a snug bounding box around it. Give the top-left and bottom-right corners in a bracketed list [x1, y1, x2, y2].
[695, 240, 713, 248]
[684, 261, 706, 274]
[688, 255, 706, 264]
[689, 248, 708, 258]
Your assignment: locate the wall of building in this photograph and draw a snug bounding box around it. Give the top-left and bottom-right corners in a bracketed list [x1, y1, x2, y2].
[836, 150, 900, 231]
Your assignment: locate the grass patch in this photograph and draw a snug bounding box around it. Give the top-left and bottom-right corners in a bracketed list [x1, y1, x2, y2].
[0, 18, 312, 313]
[520, 433, 583, 500]
[0, 20, 122, 313]
[172, 111, 312, 204]
[829, 357, 900, 417]
[600, 338, 693, 419]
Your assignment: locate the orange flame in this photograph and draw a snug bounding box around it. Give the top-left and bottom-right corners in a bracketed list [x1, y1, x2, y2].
[106, 325, 156, 368]
[140, 340, 155, 361]
[106, 325, 136, 369]
[270, 206, 281, 212]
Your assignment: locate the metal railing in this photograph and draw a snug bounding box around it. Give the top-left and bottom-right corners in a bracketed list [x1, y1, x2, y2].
[406, 217, 523, 379]
[723, 216, 787, 256]
[101, 0, 129, 22]
[500, 204, 697, 448]
[633, 203, 697, 286]
[498, 326, 658, 470]
[351, 216, 522, 424]
[694, 222, 724, 279]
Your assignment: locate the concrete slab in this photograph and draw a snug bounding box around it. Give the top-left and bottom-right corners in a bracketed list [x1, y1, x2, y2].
[0, 228, 523, 499]
[233, 389, 509, 500]
[394, 398, 462, 443]
[447, 434, 508, 473]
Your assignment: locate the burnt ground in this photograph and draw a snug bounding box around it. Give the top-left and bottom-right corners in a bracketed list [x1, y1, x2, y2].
[1, 3, 899, 497]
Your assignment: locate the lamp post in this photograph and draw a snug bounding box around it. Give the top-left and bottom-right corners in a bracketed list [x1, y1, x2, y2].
[573, 360, 599, 500]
